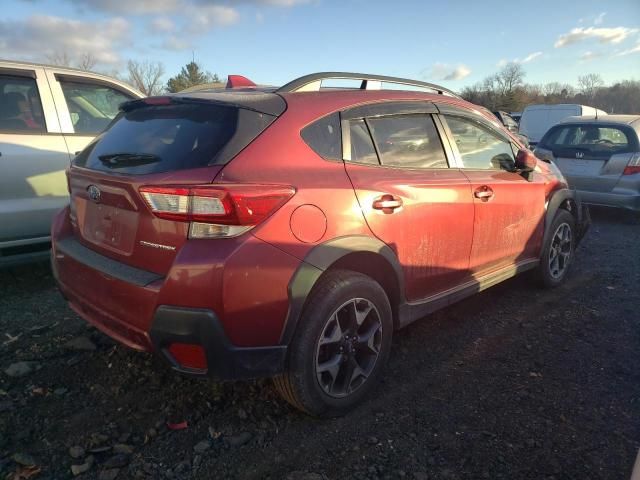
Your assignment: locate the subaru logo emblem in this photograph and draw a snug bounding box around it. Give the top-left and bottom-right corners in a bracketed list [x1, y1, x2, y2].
[87, 185, 101, 203]
[575, 151, 584, 159]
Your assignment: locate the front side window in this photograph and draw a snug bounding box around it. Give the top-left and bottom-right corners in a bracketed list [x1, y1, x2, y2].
[445, 115, 515, 170]
[0, 75, 46, 132]
[59, 80, 132, 134]
[367, 114, 448, 169]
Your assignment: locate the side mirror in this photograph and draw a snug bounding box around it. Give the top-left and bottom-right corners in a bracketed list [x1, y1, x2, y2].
[515, 149, 537, 173]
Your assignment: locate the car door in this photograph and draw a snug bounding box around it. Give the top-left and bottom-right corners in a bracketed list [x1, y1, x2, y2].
[44, 69, 136, 158]
[440, 110, 545, 276]
[0, 66, 69, 246]
[341, 102, 474, 302]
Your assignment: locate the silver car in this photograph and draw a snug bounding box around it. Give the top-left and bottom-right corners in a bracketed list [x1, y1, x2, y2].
[534, 115, 640, 214]
[0, 60, 143, 266]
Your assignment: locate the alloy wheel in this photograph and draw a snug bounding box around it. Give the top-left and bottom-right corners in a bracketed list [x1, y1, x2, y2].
[548, 222, 572, 279]
[315, 298, 383, 398]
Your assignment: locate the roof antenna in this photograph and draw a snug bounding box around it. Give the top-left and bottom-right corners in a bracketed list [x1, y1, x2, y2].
[595, 108, 598, 120]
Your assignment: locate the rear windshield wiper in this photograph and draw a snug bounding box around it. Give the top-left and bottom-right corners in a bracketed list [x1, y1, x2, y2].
[98, 153, 161, 168]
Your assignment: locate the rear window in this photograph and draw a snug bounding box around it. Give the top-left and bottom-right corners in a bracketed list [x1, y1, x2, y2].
[74, 103, 276, 174]
[301, 112, 341, 160]
[540, 125, 634, 157]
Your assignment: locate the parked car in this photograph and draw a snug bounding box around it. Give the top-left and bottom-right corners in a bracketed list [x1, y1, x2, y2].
[534, 115, 640, 214]
[51, 72, 589, 416]
[0, 60, 143, 267]
[492, 110, 518, 133]
[519, 104, 607, 147]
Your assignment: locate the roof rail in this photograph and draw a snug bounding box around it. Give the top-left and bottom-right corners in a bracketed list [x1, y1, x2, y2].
[276, 72, 461, 98]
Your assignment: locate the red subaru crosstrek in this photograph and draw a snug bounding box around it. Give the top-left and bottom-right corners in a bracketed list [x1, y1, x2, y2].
[52, 72, 589, 416]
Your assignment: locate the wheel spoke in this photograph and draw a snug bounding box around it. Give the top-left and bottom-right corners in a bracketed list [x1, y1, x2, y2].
[318, 315, 343, 346]
[357, 323, 381, 355]
[343, 357, 366, 393]
[354, 300, 373, 327]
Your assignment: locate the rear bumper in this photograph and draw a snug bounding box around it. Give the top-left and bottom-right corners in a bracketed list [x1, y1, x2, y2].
[50, 206, 299, 380]
[150, 306, 286, 379]
[577, 190, 640, 212]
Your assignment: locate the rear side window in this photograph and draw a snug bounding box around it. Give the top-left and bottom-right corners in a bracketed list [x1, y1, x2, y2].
[444, 115, 514, 170]
[301, 112, 341, 160]
[59, 80, 132, 134]
[367, 114, 448, 169]
[0, 75, 46, 133]
[541, 125, 633, 157]
[74, 103, 276, 174]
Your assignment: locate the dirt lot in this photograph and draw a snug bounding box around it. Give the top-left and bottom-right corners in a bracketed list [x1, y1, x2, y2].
[1, 208, 639, 480]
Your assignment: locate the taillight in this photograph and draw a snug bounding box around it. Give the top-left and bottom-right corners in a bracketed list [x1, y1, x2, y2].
[139, 184, 295, 238]
[167, 343, 207, 371]
[623, 153, 640, 175]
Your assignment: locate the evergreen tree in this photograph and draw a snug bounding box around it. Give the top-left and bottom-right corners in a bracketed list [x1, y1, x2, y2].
[166, 62, 220, 93]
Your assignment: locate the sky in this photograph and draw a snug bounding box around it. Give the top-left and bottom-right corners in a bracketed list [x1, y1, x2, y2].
[1, 0, 639, 90]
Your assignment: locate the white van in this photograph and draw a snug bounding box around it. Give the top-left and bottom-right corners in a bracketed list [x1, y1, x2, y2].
[519, 104, 607, 146]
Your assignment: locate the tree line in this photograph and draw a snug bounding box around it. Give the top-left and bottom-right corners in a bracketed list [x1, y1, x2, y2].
[460, 63, 640, 114]
[47, 53, 639, 114]
[46, 53, 221, 96]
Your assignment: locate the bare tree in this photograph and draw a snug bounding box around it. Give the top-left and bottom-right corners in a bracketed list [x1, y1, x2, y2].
[127, 60, 166, 96]
[77, 53, 96, 71]
[578, 73, 604, 100]
[46, 51, 72, 67]
[495, 62, 525, 96]
[46, 51, 96, 71]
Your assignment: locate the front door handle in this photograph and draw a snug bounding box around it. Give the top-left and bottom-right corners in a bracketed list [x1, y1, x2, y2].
[474, 186, 494, 201]
[372, 194, 403, 213]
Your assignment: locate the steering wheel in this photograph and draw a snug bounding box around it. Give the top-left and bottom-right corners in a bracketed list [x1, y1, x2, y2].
[594, 139, 614, 145]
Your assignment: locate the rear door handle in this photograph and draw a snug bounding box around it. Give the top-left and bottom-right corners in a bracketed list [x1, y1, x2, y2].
[372, 194, 403, 213]
[474, 186, 494, 201]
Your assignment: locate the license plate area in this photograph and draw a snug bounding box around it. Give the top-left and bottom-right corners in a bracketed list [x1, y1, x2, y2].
[82, 202, 138, 254]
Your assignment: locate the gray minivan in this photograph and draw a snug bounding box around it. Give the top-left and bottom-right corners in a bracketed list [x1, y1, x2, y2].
[534, 115, 640, 214]
[0, 60, 142, 266]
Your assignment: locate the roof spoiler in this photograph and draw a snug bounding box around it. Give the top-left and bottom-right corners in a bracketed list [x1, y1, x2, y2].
[226, 75, 257, 89]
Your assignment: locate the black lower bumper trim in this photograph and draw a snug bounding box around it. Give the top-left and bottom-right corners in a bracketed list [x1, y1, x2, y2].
[149, 306, 286, 380]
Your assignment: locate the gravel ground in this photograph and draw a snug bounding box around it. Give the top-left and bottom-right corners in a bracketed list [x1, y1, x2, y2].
[1, 208, 638, 480]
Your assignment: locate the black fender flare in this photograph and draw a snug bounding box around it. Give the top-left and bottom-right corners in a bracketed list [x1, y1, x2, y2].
[544, 188, 590, 246]
[280, 235, 403, 345]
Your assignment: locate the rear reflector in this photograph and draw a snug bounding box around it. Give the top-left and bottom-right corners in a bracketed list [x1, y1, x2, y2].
[139, 184, 295, 238]
[167, 343, 207, 371]
[623, 153, 640, 175]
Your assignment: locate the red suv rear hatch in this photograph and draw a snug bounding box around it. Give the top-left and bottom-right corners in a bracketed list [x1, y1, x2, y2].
[68, 94, 286, 274]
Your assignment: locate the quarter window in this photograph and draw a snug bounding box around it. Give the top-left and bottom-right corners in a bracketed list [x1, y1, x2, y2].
[59, 80, 132, 134]
[301, 112, 342, 160]
[0, 75, 46, 133]
[445, 115, 515, 170]
[367, 114, 448, 169]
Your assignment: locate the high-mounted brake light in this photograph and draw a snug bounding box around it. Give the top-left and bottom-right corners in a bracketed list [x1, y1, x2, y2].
[139, 184, 295, 238]
[623, 153, 640, 176]
[143, 96, 173, 106]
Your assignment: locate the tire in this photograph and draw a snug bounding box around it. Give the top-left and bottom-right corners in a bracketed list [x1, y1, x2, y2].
[274, 269, 393, 417]
[536, 209, 576, 288]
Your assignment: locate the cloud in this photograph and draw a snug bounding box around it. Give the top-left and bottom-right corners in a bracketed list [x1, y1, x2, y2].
[615, 41, 640, 57]
[150, 17, 175, 33]
[594, 12, 606, 25]
[497, 51, 542, 67]
[429, 63, 471, 81]
[185, 4, 240, 34]
[580, 50, 603, 61]
[0, 14, 129, 65]
[554, 26, 638, 48]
